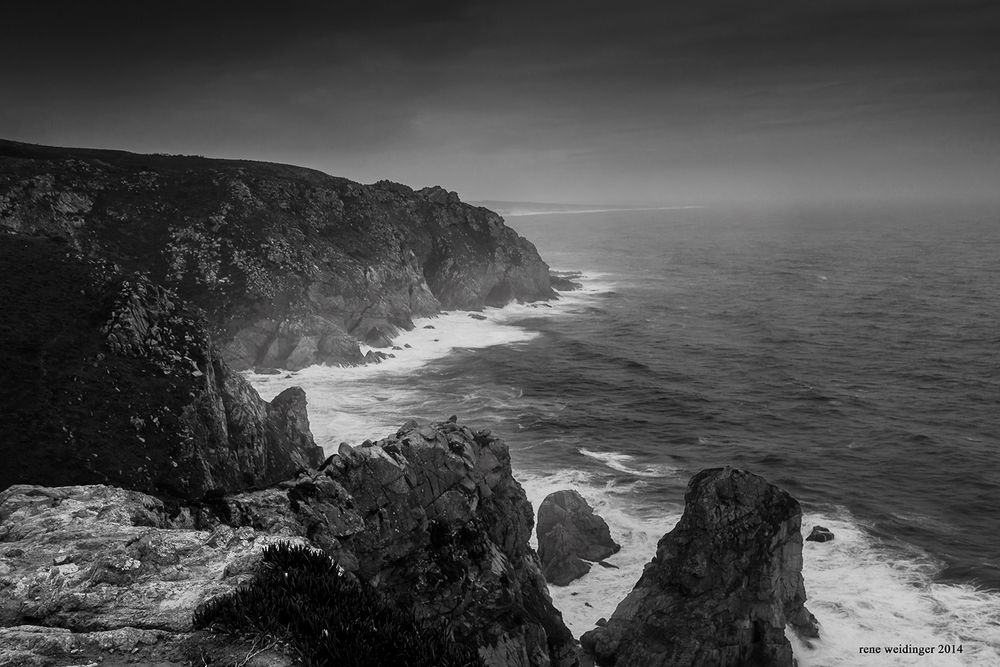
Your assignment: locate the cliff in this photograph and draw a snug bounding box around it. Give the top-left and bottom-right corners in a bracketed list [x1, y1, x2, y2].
[0, 235, 323, 497]
[0, 420, 578, 666]
[0, 139, 555, 370]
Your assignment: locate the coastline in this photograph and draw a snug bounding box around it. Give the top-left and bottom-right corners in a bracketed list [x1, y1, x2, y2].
[247, 268, 1000, 666]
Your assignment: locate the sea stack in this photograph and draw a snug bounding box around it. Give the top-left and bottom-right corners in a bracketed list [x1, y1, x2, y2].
[536, 489, 621, 585]
[581, 467, 819, 667]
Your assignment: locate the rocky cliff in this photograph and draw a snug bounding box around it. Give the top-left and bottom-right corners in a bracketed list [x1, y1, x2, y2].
[0, 139, 555, 370]
[0, 235, 323, 497]
[0, 420, 578, 667]
[580, 467, 818, 667]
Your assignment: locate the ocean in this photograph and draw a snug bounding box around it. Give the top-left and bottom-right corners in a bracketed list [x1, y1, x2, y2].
[249, 204, 1000, 665]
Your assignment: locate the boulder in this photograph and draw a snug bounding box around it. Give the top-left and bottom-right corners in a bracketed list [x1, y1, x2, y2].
[581, 467, 819, 667]
[537, 490, 620, 585]
[806, 525, 835, 542]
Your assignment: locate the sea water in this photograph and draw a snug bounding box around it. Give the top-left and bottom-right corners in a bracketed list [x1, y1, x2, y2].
[249, 203, 1000, 665]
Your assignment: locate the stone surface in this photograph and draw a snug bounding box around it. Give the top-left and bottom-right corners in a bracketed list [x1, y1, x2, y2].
[537, 490, 620, 586]
[580, 467, 819, 667]
[0, 139, 556, 370]
[0, 237, 324, 498]
[0, 484, 307, 665]
[806, 525, 835, 542]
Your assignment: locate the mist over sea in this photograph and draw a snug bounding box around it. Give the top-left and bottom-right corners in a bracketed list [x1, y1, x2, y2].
[251, 204, 1000, 665]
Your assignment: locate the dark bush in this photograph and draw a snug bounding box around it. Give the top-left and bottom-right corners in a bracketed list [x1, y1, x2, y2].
[193, 542, 482, 667]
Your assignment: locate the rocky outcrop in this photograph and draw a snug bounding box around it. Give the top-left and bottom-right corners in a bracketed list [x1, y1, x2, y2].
[581, 467, 818, 667]
[806, 525, 835, 542]
[537, 490, 620, 585]
[216, 419, 578, 666]
[0, 484, 304, 666]
[0, 420, 578, 667]
[0, 140, 556, 370]
[0, 235, 323, 498]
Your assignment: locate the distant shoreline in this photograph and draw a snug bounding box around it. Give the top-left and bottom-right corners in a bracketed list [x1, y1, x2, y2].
[479, 204, 704, 217]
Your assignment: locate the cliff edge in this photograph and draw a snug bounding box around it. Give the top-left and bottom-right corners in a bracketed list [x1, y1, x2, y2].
[0, 139, 555, 370]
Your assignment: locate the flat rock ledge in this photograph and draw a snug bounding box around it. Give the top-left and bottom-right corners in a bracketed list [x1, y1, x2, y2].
[0, 484, 307, 666]
[581, 467, 819, 667]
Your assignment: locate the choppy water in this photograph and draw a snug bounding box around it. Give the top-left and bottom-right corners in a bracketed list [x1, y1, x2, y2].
[251, 204, 1000, 664]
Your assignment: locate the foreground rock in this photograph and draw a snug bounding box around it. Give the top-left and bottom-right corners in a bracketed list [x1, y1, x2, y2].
[537, 490, 620, 585]
[0, 484, 305, 666]
[0, 139, 556, 370]
[0, 420, 578, 667]
[0, 236, 323, 498]
[581, 467, 818, 667]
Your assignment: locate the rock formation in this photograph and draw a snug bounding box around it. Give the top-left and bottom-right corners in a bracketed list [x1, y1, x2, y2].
[0, 140, 555, 371]
[0, 420, 578, 667]
[536, 490, 620, 585]
[806, 525, 835, 542]
[0, 235, 324, 497]
[580, 467, 818, 667]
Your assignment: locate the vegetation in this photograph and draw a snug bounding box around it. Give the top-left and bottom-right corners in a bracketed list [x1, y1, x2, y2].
[193, 543, 483, 667]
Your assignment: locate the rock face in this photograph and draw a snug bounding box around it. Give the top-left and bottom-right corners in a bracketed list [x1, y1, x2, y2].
[0, 140, 555, 370]
[217, 419, 578, 667]
[0, 235, 323, 498]
[0, 421, 578, 667]
[581, 467, 818, 667]
[537, 490, 620, 585]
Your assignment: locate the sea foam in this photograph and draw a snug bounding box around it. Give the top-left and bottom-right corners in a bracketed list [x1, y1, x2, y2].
[522, 468, 1000, 665]
[248, 275, 608, 450]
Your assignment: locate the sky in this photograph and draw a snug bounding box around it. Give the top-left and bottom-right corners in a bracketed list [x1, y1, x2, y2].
[2, 1, 999, 206]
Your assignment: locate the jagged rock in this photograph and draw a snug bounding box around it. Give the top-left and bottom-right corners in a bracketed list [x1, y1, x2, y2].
[0, 139, 556, 370]
[581, 467, 819, 667]
[537, 490, 620, 586]
[0, 237, 323, 499]
[216, 420, 579, 667]
[549, 271, 583, 291]
[364, 349, 390, 363]
[806, 525, 835, 542]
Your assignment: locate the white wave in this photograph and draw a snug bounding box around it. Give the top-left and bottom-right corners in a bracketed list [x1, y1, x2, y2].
[578, 448, 681, 478]
[517, 469, 681, 635]
[246, 276, 614, 452]
[522, 486, 1000, 665]
[793, 511, 1000, 666]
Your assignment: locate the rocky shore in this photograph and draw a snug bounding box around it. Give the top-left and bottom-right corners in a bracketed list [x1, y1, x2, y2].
[0, 141, 821, 666]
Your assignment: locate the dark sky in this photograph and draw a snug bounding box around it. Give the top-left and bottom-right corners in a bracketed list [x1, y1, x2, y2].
[3, 1, 999, 205]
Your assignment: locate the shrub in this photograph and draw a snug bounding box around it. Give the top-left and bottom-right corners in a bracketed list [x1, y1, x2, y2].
[193, 543, 482, 667]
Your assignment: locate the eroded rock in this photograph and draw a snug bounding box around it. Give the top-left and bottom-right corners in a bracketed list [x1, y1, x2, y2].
[537, 490, 620, 586]
[581, 467, 819, 667]
[806, 525, 835, 542]
[216, 419, 579, 667]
